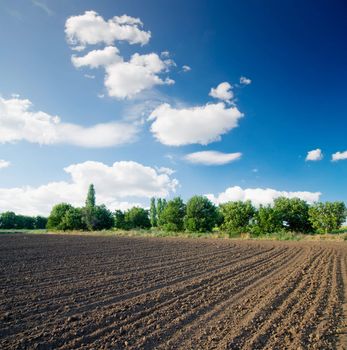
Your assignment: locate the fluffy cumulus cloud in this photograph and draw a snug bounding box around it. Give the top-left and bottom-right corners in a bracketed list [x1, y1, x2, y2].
[0, 160, 10, 169]
[65, 11, 151, 49]
[182, 65, 191, 72]
[0, 95, 138, 147]
[0, 161, 178, 216]
[104, 53, 174, 99]
[149, 102, 243, 146]
[306, 148, 323, 161]
[240, 76, 252, 85]
[206, 186, 321, 207]
[67, 12, 175, 99]
[72, 46, 122, 68]
[209, 82, 233, 103]
[332, 150, 347, 161]
[184, 151, 242, 165]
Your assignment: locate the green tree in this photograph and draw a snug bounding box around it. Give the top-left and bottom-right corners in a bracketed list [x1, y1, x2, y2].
[251, 205, 282, 235]
[184, 196, 218, 232]
[16, 215, 35, 229]
[0, 211, 17, 229]
[92, 205, 114, 230]
[124, 207, 151, 229]
[114, 210, 126, 229]
[60, 207, 84, 231]
[83, 184, 97, 230]
[308, 201, 346, 233]
[157, 198, 168, 226]
[220, 200, 255, 235]
[47, 203, 73, 230]
[273, 197, 313, 233]
[150, 197, 157, 227]
[35, 216, 48, 229]
[86, 184, 96, 208]
[160, 197, 186, 231]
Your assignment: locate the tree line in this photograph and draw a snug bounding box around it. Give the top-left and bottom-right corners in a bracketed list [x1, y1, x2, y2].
[0, 212, 47, 230]
[46, 184, 346, 235]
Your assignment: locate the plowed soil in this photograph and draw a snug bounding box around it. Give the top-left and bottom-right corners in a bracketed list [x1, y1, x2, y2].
[0, 234, 346, 349]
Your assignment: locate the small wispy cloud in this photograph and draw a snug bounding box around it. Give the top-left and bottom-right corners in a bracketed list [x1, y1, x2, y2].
[32, 0, 53, 16]
[0, 160, 11, 169]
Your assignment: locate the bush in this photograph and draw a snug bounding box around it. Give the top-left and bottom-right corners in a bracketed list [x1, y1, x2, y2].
[184, 196, 218, 232]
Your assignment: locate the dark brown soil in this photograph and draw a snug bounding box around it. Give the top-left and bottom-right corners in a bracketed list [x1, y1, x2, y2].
[0, 234, 346, 349]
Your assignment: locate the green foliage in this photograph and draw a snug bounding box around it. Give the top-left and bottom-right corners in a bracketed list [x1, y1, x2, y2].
[35, 216, 48, 229]
[82, 205, 114, 231]
[157, 198, 168, 226]
[60, 207, 84, 231]
[47, 203, 73, 230]
[114, 210, 126, 229]
[0, 212, 17, 229]
[251, 205, 282, 236]
[0, 212, 47, 230]
[308, 201, 346, 233]
[92, 205, 114, 230]
[150, 198, 157, 227]
[273, 197, 313, 233]
[85, 184, 96, 208]
[159, 197, 186, 231]
[184, 196, 218, 232]
[124, 207, 151, 229]
[220, 200, 255, 236]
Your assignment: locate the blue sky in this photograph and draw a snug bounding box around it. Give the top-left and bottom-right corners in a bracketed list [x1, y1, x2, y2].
[0, 0, 346, 215]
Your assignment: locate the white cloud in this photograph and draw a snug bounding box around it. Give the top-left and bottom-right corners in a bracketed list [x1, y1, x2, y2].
[84, 74, 95, 79]
[65, 11, 151, 49]
[160, 51, 170, 58]
[155, 166, 176, 175]
[209, 82, 233, 103]
[0, 95, 138, 147]
[67, 12, 176, 99]
[72, 46, 122, 68]
[182, 65, 191, 72]
[184, 151, 242, 165]
[305, 148, 323, 161]
[0, 161, 178, 216]
[206, 186, 321, 207]
[240, 76, 252, 85]
[104, 53, 174, 99]
[149, 102, 243, 146]
[0, 160, 10, 169]
[332, 150, 347, 161]
[71, 48, 174, 99]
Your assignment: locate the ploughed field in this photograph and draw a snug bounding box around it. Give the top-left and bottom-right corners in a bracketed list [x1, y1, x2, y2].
[0, 235, 346, 350]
